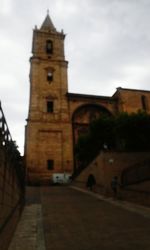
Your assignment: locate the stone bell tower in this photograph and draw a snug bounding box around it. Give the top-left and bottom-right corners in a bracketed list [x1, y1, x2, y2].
[25, 13, 73, 184]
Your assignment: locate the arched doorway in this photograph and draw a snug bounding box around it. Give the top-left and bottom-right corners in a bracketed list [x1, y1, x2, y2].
[72, 104, 112, 173]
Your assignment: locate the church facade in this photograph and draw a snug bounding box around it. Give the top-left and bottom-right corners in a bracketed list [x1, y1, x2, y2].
[25, 14, 150, 184]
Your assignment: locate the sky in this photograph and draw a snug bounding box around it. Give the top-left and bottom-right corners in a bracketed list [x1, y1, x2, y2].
[0, 0, 150, 155]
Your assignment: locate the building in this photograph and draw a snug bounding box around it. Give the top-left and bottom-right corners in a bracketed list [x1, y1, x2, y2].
[25, 13, 150, 184]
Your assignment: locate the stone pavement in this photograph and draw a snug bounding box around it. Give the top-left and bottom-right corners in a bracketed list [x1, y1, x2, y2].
[8, 204, 45, 250]
[8, 186, 150, 250]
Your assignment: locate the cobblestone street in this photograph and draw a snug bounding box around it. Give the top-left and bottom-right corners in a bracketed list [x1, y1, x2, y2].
[9, 186, 150, 250]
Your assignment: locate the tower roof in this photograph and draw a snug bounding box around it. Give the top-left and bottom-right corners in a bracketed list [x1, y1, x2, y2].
[40, 12, 56, 32]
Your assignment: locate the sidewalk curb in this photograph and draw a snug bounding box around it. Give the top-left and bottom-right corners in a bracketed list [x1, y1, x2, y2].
[70, 186, 150, 219]
[8, 204, 46, 250]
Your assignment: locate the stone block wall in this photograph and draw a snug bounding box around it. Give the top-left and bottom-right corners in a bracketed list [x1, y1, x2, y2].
[73, 151, 150, 206]
[0, 148, 24, 250]
[0, 104, 25, 250]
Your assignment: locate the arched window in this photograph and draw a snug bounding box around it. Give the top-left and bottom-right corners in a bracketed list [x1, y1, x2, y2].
[46, 40, 53, 54]
[47, 71, 53, 82]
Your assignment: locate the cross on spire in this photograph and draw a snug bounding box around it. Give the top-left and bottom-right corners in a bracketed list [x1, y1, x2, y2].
[40, 11, 56, 31]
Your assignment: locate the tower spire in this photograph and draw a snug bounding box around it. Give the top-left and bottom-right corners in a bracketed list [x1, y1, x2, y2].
[40, 11, 56, 31]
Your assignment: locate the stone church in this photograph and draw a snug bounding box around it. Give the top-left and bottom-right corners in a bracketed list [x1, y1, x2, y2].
[25, 13, 150, 184]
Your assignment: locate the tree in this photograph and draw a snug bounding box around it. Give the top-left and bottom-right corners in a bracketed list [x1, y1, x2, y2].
[75, 111, 150, 171]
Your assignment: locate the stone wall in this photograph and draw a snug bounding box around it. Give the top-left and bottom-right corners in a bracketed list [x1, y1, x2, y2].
[73, 151, 150, 206]
[0, 103, 25, 250]
[25, 18, 74, 184]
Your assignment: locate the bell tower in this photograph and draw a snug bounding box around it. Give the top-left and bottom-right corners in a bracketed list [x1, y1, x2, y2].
[25, 13, 73, 184]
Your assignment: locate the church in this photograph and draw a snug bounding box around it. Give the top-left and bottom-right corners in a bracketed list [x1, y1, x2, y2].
[25, 13, 150, 184]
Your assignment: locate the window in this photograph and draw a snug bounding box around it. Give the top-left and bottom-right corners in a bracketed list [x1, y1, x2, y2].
[47, 101, 53, 113]
[141, 95, 147, 111]
[47, 72, 53, 82]
[47, 159, 54, 170]
[46, 40, 53, 54]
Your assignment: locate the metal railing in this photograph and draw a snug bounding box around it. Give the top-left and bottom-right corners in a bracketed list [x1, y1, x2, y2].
[0, 101, 25, 249]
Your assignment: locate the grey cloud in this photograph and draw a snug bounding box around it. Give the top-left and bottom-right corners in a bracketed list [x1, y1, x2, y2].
[1, 0, 150, 154]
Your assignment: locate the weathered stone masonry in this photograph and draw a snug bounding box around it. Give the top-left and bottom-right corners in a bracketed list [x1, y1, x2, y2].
[25, 13, 150, 184]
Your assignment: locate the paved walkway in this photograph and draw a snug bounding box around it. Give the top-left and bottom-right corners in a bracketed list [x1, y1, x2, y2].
[9, 186, 150, 250]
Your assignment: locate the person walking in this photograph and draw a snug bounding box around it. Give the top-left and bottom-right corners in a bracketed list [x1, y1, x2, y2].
[111, 176, 119, 198]
[86, 174, 96, 191]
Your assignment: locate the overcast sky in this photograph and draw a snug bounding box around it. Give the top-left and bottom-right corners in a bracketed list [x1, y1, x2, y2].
[1, 0, 150, 154]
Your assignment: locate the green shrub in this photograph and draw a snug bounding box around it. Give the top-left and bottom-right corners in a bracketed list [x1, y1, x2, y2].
[75, 111, 150, 169]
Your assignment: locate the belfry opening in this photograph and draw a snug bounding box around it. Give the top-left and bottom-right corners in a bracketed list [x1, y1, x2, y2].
[25, 13, 150, 185]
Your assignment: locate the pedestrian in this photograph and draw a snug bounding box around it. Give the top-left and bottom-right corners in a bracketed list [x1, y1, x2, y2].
[111, 176, 119, 198]
[86, 174, 96, 191]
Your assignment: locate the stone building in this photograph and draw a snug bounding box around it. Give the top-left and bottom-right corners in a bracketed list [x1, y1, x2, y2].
[25, 13, 150, 184]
